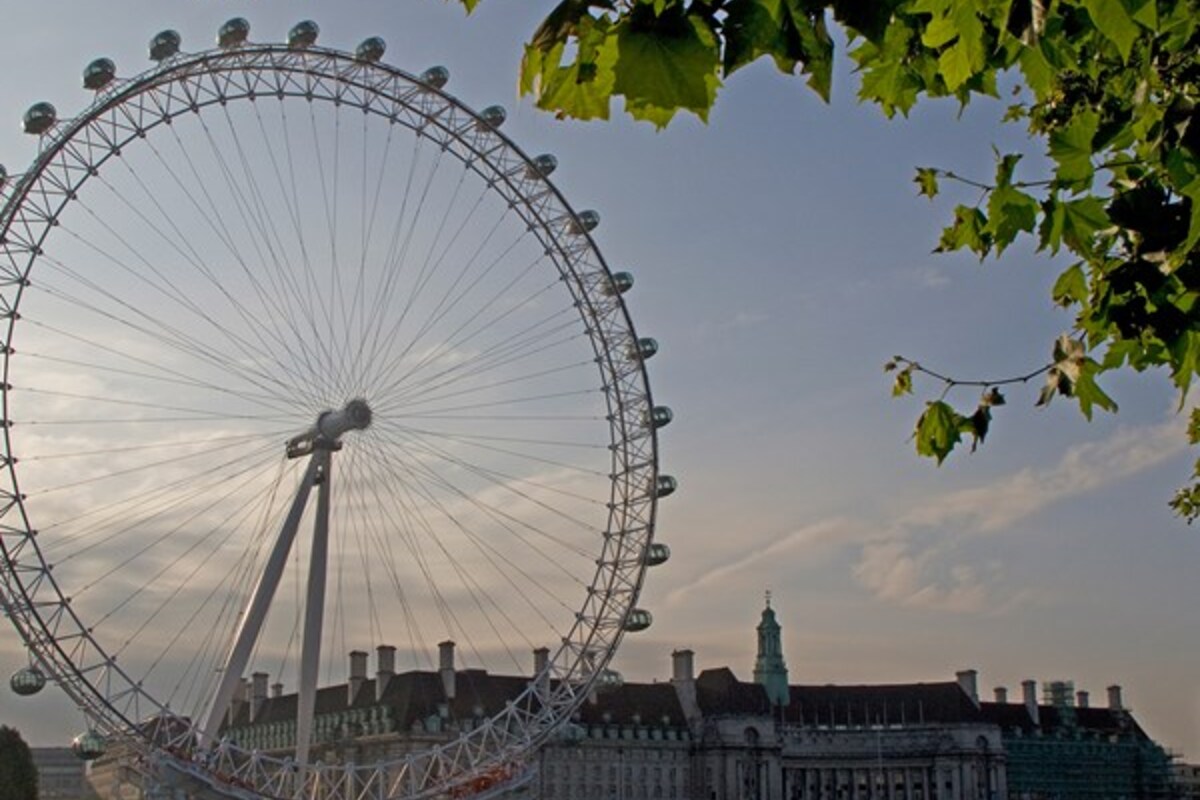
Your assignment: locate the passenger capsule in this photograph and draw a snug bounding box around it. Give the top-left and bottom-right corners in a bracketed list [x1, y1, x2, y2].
[478, 105, 506, 129]
[653, 475, 677, 498]
[526, 154, 557, 178]
[288, 20, 320, 49]
[596, 668, 624, 689]
[421, 66, 449, 89]
[623, 608, 653, 632]
[23, 103, 57, 136]
[644, 542, 671, 567]
[356, 37, 386, 62]
[630, 337, 658, 360]
[10, 666, 46, 696]
[571, 210, 600, 235]
[645, 406, 673, 429]
[82, 58, 116, 91]
[148, 30, 181, 62]
[603, 272, 634, 296]
[71, 730, 107, 761]
[218, 18, 250, 49]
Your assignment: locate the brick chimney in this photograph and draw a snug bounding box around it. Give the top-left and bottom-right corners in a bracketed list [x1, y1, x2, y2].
[956, 669, 979, 707]
[1107, 685, 1123, 711]
[671, 649, 699, 722]
[1022, 680, 1040, 726]
[349, 650, 368, 704]
[994, 686, 1008, 704]
[376, 644, 396, 702]
[1077, 690, 1090, 708]
[439, 641, 456, 701]
[251, 672, 268, 720]
[271, 682, 283, 699]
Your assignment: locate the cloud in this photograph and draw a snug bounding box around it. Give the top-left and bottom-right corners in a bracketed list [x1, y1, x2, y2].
[899, 417, 1187, 533]
[668, 418, 1188, 616]
[852, 541, 987, 614]
[664, 516, 868, 608]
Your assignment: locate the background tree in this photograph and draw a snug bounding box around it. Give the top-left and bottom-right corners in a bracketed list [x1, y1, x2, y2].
[455, 0, 1200, 517]
[0, 726, 38, 800]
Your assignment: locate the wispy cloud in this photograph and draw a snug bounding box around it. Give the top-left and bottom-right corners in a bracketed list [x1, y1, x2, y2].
[664, 516, 867, 608]
[670, 418, 1187, 615]
[898, 417, 1187, 533]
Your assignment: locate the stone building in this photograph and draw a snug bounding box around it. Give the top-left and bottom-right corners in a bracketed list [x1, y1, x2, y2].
[32, 747, 99, 800]
[86, 602, 1173, 800]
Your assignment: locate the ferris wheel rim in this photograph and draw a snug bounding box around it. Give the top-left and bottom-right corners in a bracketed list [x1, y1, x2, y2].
[0, 35, 664, 798]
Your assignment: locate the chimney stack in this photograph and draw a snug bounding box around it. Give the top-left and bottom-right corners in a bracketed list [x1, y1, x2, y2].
[533, 648, 550, 677]
[1022, 679, 1039, 726]
[376, 645, 396, 702]
[349, 650, 368, 704]
[251, 672, 268, 720]
[994, 686, 1008, 704]
[956, 670, 979, 707]
[271, 682, 283, 699]
[1107, 685, 1123, 711]
[672, 649, 695, 683]
[1077, 690, 1090, 709]
[670, 649, 700, 723]
[439, 640, 457, 701]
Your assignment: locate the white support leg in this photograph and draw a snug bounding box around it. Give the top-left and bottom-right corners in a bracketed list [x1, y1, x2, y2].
[294, 446, 332, 769]
[199, 455, 321, 745]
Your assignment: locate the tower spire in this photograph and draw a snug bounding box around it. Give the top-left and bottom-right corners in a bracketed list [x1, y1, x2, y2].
[753, 592, 790, 706]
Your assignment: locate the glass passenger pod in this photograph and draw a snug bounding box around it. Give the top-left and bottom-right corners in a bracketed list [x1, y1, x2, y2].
[653, 475, 677, 498]
[9, 666, 46, 696]
[526, 153, 557, 179]
[623, 609, 653, 632]
[630, 337, 658, 360]
[22, 103, 57, 136]
[356, 37, 387, 63]
[287, 20, 320, 49]
[596, 668, 624, 690]
[478, 105, 507, 130]
[570, 210, 600, 235]
[72, 730, 107, 761]
[645, 406, 673, 429]
[643, 542, 670, 567]
[602, 272, 634, 297]
[421, 66, 450, 90]
[218, 18, 251, 49]
[82, 58, 116, 91]
[148, 30, 181, 62]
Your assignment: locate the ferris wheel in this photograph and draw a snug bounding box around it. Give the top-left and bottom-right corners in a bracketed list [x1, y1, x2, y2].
[0, 18, 673, 800]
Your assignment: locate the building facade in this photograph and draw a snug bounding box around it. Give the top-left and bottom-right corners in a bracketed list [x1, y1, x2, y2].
[87, 603, 1173, 800]
[32, 747, 99, 800]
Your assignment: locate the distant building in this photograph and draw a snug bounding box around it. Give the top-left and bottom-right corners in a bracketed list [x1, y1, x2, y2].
[31, 747, 98, 800]
[1173, 762, 1200, 799]
[85, 601, 1175, 800]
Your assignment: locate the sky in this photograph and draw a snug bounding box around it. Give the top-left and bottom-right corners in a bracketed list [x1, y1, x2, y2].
[0, 0, 1197, 765]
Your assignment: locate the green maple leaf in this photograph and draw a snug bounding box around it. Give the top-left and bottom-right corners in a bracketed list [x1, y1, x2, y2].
[914, 167, 940, 199]
[1083, 0, 1139, 61]
[1048, 110, 1100, 187]
[534, 16, 619, 120]
[987, 185, 1039, 254]
[1059, 196, 1110, 255]
[854, 23, 922, 117]
[1072, 358, 1118, 420]
[936, 205, 991, 258]
[613, 11, 720, 127]
[915, 400, 963, 465]
[1051, 263, 1088, 307]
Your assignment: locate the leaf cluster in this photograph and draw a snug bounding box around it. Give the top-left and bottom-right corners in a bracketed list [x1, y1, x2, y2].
[457, 0, 1200, 517]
